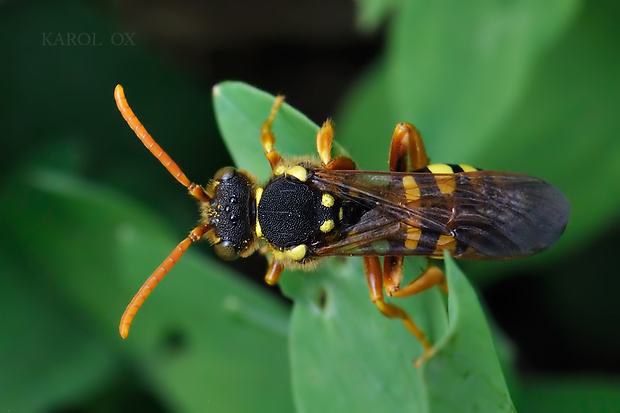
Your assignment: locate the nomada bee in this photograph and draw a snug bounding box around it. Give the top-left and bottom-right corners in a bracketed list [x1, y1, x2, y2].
[114, 85, 569, 366]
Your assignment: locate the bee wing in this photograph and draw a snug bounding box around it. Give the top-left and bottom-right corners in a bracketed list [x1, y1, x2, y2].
[311, 169, 570, 259]
[312, 207, 407, 257]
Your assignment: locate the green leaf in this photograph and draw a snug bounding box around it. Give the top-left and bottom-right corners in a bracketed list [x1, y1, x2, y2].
[387, 0, 580, 162]
[425, 253, 515, 412]
[339, 0, 580, 168]
[213, 81, 319, 182]
[0, 256, 116, 412]
[518, 377, 620, 412]
[355, 0, 395, 32]
[282, 260, 447, 412]
[213, 81, 349, 183]
[0, 168, 293, 412]
[213, 82, 514, 412]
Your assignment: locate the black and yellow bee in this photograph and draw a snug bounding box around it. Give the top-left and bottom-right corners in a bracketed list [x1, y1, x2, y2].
[114, 85, 569, 366]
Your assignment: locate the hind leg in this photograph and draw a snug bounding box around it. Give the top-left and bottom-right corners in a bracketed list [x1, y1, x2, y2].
[382, 123, 446, 366]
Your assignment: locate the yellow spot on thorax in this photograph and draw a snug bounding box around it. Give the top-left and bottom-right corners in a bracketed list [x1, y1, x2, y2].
[321, 193, 335, 208]
[285, 244, 307, 261]
[274, 165, 287, 175]
[286, 165, 308, 182]
[319, 219, 335, 233]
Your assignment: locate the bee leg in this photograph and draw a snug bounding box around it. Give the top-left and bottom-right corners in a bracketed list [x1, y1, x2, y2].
[427, 258, 448, 296]
[389, 265, 446, 299]
[383, 256, 404, 296]
[261, 95, 285, 170]
[384, 120, 436, 327]
[389, 123, 430, 172]
[384, 121, 425, 311]
[389, 265, 446, 364]
[386, 125, 438, 365]
[316, 119, 356, 170]
[364, 256, 433, 367]
[264, 260, 284, 286]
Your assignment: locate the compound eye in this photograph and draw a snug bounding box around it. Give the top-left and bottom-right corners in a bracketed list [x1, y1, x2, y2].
[213, 240, 238, 261]
[214, 166, 236, 182]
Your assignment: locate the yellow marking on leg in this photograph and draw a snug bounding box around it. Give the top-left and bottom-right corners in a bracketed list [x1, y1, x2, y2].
[256, 220, 263, 238]
[286, 165, 308, 182]
[321, 193, 335, 208]
[405, 227, 421, 250]
[285, 244, 307, 261]
[403, 175, 420, 201]
[319, 219, 335, 233]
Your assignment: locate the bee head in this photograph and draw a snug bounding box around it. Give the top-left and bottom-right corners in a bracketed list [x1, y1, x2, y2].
[202, 167, 258, 260]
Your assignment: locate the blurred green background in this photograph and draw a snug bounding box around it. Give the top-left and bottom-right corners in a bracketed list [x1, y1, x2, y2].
[1, 0, 619, 412]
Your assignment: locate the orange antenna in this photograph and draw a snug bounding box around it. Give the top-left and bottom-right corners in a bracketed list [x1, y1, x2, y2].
[119, 224, 210, 338]
[115, 85, 214, 338]
[114, 84, 210, 202]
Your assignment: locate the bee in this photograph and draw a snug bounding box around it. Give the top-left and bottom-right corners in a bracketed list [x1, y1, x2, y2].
[114, 85, 569, 366]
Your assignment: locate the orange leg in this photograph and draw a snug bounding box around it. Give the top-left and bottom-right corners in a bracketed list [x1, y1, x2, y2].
[261, 95, 285, 170]
[384, 122, 430, 302]
[389, 123, 430, 172]
[364, 257, 433, 367]
[383, 256, 404, 296]
[389, 265, 446, 299]
[381, 123, 444, 365]
[264, 260, 284, 285]
[385, 124, 445, 297]
[315, 119, 435, 357]
[316, 120, 356, 170]
[119, 224, 210, 339]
